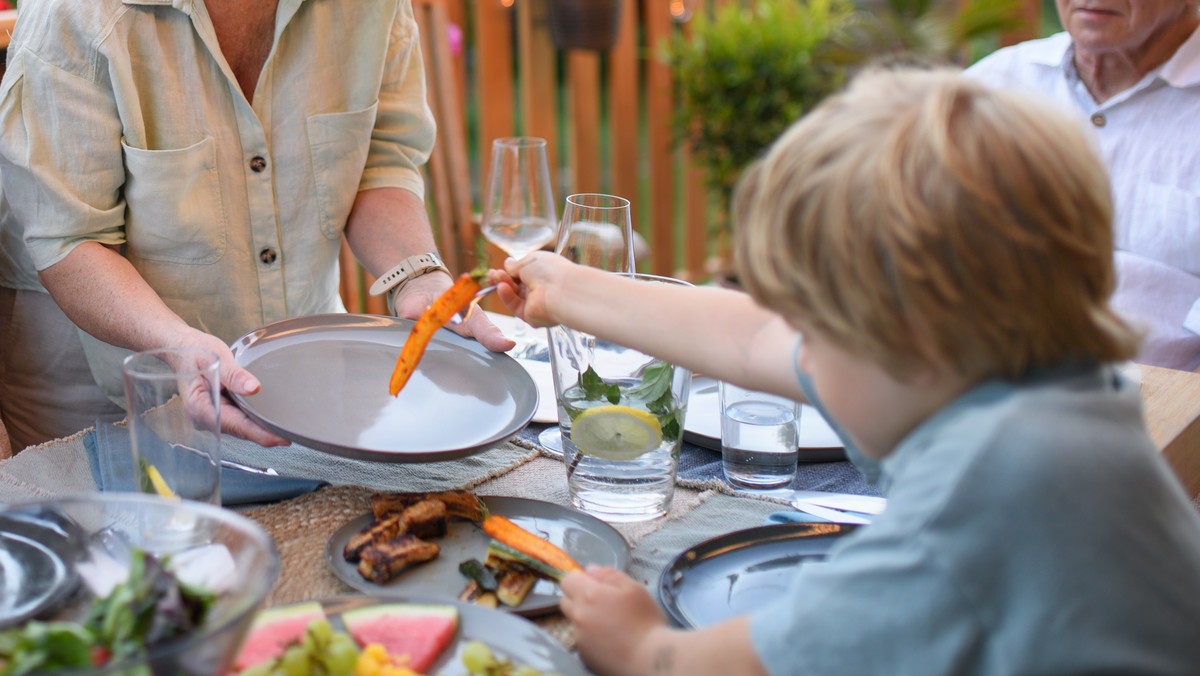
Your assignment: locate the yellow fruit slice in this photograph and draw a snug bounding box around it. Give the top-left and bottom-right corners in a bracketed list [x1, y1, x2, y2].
[570, 405, 663, 461]
[145, 463, 179, 500]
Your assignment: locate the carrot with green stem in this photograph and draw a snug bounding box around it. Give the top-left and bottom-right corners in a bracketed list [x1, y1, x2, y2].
[388, 270, 485, 396]
[481, 512, 583, 574]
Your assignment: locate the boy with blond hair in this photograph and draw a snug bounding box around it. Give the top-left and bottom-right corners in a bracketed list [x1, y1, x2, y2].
[492, 67, 1200, 674]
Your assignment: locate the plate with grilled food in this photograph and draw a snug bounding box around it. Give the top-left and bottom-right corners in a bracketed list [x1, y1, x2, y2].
[325, 491, 629, 616]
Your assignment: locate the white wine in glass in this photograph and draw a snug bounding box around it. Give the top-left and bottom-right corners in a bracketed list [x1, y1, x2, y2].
[481, 137, 557, 259]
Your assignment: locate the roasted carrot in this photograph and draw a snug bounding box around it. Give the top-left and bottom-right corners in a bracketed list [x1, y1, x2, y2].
[481, 514, 583, 573]
[388, 271, 482, 396]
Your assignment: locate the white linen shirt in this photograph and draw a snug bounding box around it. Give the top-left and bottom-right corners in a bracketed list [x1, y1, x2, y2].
[0, 0, 435, 398]
[967, 28, 1200, 371]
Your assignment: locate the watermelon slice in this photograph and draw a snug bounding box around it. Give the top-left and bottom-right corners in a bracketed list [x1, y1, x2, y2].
[231, 601, 326, 672]
[342, 603, 459, 673]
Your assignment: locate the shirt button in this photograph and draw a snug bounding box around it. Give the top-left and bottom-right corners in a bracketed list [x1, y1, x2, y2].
[259, 248, 277, 264]
[250, 156, 268, 172]
[1090, 113, 1106, 128]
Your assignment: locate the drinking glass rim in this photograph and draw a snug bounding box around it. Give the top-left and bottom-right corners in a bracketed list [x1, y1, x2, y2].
[493, 136, 548, 149]
[122, 346, 220, 378]
[564, 193, 630, 210]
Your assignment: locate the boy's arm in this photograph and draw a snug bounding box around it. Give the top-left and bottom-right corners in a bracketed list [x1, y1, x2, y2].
[496, 253, 805, 400]
[561, 567, 771, 676]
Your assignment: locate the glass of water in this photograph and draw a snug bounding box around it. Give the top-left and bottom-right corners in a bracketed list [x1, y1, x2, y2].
[550, 273, 693, 522]
[718, 382, 801, 489]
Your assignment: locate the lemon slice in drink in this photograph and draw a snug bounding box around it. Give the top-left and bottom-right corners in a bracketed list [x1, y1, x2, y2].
[571, 405, 663, 461]
[145, 463, 179, 500]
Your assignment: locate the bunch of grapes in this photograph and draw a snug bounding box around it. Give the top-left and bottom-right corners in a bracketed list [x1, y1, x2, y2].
[239, 619, 360, 676]
[460, 640, 560, 676]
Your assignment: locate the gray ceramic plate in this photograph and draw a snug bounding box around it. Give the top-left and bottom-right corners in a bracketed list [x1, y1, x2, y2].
[0, 531, 73, 629]
[229, 314, 538, 462]
[297, 596, 587, 675]
[657, 522, 857, 628]
[325, 496, 629, 616]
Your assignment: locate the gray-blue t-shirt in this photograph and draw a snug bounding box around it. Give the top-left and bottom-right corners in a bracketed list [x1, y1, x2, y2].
[752, 363, 1200, 675]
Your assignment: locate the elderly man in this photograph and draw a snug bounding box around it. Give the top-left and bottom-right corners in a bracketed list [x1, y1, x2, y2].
[968, 0, 1200, 371]
[0, 0, 512, 451]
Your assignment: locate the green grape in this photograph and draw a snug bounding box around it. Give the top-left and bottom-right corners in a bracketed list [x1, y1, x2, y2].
[461, 640, 498, 674]
[323, 636, 360, 676]
[307, 618, 335, 647]
[278, 644, 310, 676]
[512, 666, 542, 676]
[237, 664, 273, 676]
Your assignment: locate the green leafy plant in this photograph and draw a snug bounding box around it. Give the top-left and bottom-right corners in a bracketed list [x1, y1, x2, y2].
[663, 0, 855, 233]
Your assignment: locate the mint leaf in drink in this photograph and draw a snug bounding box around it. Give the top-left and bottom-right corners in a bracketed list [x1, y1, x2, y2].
[580, 366, 621, 404]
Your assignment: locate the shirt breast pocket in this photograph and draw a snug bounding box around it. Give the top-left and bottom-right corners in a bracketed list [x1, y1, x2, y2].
[121, 136, 228, 265]
[1122, 181, 1200, 276]
[307, 102, 379, 240]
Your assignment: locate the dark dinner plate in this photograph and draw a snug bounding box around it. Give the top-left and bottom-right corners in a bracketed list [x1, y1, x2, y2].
[657, 522, 857, 628]
[0, 509, 81, 630]
[228, 314, 538, 462]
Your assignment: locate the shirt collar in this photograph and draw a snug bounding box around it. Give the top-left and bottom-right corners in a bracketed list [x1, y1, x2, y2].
[1034, 25, 1200, 89]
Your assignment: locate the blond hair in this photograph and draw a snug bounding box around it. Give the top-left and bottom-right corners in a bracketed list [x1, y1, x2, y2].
[734, 67, 1139, 381]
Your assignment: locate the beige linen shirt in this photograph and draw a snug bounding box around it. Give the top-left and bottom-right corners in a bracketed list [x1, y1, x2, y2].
[0, 0, 436, 400]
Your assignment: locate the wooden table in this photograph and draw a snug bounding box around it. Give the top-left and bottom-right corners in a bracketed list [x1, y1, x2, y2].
[1140, 364, 1200, 497]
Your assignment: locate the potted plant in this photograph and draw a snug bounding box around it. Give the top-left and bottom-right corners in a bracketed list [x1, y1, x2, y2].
[547, 0, 625, 51]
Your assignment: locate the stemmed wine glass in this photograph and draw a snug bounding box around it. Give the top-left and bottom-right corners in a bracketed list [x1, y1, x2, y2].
[481, 137, 558, 259]
[538, 193, 638, 454]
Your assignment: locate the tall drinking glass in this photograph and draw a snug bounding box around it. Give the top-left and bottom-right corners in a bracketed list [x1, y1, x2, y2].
[123, 347, 221, 506]
[538, 193, 638, 454]
[481, 137, 558, 259]
[550, 273, 693, 522]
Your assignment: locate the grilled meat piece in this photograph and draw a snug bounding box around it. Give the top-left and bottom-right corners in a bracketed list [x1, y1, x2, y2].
[343, 499, 448, 563]
[370, 490, 483, 523]
[357, 534, 440, 584]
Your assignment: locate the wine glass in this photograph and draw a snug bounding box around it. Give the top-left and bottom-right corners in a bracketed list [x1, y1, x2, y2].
[538, 193, 638, 455]
[481, 137, 558, 259]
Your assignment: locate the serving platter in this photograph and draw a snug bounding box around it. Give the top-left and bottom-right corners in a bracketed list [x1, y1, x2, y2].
[229, 314, 538, 463]
[325, 496, 629, 616]
[682, 376, 847, 462]
[270, 596, 587, 675]
[657, 522, 857, 629]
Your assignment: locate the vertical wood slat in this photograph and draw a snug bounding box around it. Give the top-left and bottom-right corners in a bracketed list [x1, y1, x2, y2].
[476, 1, 516, 171]
[567, 51, 601, 194]
[519, 0, 561, 200]
[644, 0, 676, 276]
[608, 1, 640, 207]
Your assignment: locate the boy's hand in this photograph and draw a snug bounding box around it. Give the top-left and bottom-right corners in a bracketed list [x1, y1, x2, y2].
[560, 566, 671, 676]
[490, 252, 570, 328]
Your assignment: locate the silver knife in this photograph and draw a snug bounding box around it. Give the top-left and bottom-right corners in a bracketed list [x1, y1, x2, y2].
[791, 491, 886, 515]
[789, 501, 872, 525]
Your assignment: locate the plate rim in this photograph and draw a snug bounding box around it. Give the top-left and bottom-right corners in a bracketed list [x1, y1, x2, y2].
[0, 530, 75, 629]
[656, 521, 857, 629]
[324, 495, 630, 616]
[228, 313, 538, 463]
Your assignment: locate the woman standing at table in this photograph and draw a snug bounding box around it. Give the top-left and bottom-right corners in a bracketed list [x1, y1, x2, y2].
[493, 67, 1200, 675]
[0, 0, 512, 451]
[968, 0, 1200, 372]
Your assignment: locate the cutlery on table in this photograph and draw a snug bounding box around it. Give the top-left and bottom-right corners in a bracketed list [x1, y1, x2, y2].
[219, 459, 278, 476]
[788, 501, 872, 525]
[790, 490, 886, 515]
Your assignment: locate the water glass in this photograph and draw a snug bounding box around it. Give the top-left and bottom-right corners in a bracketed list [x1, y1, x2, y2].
[719, 382, 800, 488]
[550, 274, 692, 522]
[123, 347, 221, 505]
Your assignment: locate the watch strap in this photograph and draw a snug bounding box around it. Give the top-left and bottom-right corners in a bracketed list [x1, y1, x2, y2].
[368, 252, 450, 298]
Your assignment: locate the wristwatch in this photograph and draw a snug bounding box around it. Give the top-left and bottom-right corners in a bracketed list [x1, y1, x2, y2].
[369, 252, 451, 315]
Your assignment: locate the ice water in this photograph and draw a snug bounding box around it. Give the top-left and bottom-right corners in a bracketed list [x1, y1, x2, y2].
[560, 382, 685, 523]
[721, 401, 799, 488]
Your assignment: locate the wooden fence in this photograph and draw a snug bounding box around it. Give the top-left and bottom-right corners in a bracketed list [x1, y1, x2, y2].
[423, 0, 1043, 288]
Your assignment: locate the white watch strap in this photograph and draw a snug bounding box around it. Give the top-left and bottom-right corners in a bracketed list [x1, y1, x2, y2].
[368, 252, 449, 297]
